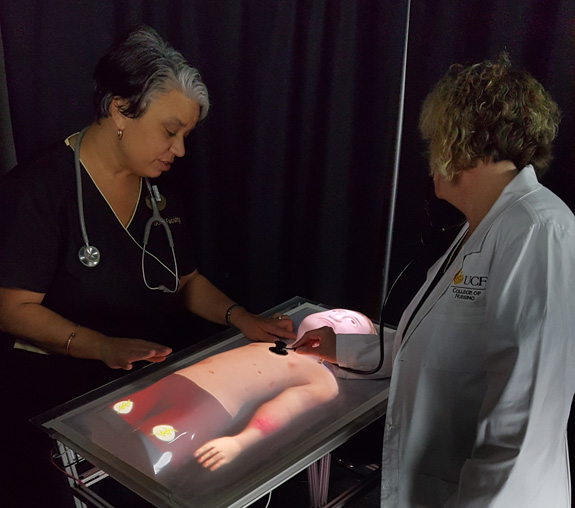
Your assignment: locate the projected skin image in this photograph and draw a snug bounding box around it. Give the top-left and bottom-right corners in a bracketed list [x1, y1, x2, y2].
[295, 308, 376, 338]
[106, 310, 374, 474]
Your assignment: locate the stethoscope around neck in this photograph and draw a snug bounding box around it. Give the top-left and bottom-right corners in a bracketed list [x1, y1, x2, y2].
[74, 127, 179, 293]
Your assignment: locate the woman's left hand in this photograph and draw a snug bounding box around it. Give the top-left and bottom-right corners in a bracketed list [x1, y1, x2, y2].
[231, 309, 296, 342]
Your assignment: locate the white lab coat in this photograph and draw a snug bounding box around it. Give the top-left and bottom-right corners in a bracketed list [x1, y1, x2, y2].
[336, 166, 575, 507]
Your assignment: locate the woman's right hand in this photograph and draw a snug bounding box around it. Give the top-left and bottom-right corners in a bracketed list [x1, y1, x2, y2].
[99, 337, 172, 370]
[292, 326, 337, 364]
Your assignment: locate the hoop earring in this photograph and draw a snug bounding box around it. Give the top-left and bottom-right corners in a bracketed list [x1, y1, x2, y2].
[117, 129, 124, 140]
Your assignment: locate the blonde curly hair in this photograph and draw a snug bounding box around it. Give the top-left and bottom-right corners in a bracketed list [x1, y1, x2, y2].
[419, 53, 561, 180]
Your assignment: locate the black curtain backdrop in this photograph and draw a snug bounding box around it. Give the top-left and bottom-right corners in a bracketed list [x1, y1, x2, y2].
[385, 0, 575, 323]
[1, 0, 574, 504]
[0, 0, 407, 320]
[1, 0, 572, 320]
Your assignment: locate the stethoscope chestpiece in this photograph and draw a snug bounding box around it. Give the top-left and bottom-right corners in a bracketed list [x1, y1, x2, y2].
[269, 340, 298, 356]
[79, 244, 101, 268]
[269, 340, 289, 355]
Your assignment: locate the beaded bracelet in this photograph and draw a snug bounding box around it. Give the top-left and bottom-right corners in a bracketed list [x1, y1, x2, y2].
[225, 304, 242, 326]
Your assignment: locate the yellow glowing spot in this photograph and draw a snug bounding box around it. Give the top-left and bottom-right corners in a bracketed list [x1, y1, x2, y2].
[152, 425, 177, 442]
[113, 400, 133, 414]
[453, 270, 463, 285]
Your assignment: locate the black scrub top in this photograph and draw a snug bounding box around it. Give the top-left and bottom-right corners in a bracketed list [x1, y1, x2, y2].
[0, 139, 197, 347]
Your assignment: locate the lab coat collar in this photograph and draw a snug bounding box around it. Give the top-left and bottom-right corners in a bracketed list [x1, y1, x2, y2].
[398, 234, 464, 344]
[398, 165, 540, 344]
[461, 164, 541, 256]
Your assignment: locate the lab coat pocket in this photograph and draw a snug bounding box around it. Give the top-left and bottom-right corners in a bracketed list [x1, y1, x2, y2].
[422, 310, 487, 372]
[438, 305, 486, 324]
[434, 289, 487, 323]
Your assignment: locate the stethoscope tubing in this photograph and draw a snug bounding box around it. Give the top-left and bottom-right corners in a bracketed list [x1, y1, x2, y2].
[74, 126, 179, 293]
[142, 178, 179, 292]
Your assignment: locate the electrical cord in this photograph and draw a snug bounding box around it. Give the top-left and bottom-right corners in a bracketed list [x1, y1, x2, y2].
[264, 491, 272, 508]
[49, 447, 87, 488]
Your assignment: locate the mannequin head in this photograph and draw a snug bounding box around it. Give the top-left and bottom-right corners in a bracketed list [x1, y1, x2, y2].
[296, 309, 375, 339]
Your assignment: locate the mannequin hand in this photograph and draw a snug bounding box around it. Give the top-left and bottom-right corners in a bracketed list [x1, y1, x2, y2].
[99, 337, 172, 370]
[231, 309, 296, 342]
[195, 436, 243, 471]
[292, 326, 337, 363]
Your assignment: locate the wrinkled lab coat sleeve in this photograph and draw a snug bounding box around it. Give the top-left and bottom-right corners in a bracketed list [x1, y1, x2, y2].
[446, 220, 575, 507]
[333, 327, 395, 379]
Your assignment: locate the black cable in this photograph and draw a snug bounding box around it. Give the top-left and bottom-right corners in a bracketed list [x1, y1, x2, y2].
[338, 179, 465, 376]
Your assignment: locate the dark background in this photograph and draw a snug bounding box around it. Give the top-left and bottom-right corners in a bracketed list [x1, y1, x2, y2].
[1, 0, 574, 502]
[1, 1, 573, 322]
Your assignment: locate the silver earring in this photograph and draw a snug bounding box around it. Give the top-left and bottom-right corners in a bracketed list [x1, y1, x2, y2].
[117, 129, 124, 140]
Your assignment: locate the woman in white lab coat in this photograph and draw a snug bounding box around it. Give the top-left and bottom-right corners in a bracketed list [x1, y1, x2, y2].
[293, 53, 575, 507]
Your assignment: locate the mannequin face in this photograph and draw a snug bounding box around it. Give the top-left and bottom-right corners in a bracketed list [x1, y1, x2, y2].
[296, 309, 376, 339]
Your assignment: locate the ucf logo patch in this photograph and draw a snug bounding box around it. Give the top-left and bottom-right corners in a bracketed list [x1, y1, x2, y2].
[450, 270, 488, 301]
[453, 270, 464, 285]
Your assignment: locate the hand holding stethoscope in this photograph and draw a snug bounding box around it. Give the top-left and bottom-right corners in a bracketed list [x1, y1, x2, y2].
[74, 127, 179, 293]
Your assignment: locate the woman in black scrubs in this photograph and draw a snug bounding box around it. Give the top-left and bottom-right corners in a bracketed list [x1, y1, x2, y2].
[0, 26, 294, 507]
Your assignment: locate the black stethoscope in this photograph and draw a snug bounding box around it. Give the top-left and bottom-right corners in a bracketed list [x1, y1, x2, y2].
[74, 127, 179, 293]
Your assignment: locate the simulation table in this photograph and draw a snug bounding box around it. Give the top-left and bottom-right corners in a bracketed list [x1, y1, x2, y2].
[34, 297, 390, 508]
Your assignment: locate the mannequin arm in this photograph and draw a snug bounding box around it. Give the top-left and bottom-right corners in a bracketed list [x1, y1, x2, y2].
[195, 377, 338, 470]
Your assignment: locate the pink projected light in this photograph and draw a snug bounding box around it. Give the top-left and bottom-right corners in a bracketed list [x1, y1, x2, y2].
[104, 341, 339, 474]
[296, 309, 376, 339]
[96, 310, 375, 476]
